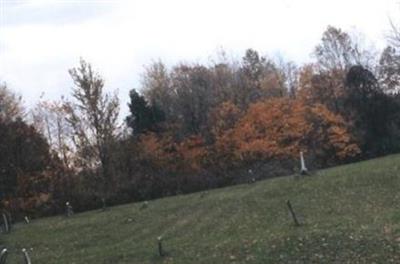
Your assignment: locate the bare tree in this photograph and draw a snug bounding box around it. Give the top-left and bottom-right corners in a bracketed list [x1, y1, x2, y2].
[31, 99, 74, 168]
[388, 18, 400, 48]
[378, 46, 400, 93]
[141, 60, 174, 120]
[64, 59, 120, 199]
[0, 82, 24, 122]
[314, 26, 375, 72]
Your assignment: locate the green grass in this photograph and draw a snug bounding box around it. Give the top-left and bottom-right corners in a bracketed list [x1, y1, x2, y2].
[3, 154, 400, 263]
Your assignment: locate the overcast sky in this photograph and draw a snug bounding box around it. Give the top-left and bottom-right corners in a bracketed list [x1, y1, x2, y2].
[0, 0, 399, 116]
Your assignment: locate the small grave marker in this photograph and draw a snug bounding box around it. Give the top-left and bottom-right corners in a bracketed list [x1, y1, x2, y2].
[6, 212, 11, 231]
[157, 236, 164, 257]
[140, 201, 148, 210]
[24, 216, 30, 224]
[65, 202, 74, 217]
[200, 192, 207, 198]
[247, 169, 256, 184]
[101, 197, 107, 211]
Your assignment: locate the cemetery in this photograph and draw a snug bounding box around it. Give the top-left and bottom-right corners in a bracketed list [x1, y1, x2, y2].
[1, 153, 400, 263]
[2, 1, 400, 263]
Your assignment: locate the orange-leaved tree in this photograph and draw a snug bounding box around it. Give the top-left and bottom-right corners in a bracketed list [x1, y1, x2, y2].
[175, 135, 208, 173]
[215, 98, 359, 165]
[138, 129, 208, 174]
[209, 101, 243, 167]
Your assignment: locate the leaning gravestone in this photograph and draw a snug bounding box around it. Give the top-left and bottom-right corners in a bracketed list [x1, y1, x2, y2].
[300, 151, 308, 175]
[286, 200, 300, 227]
[0, 248, 7, 264]
[22, 248, 32, 264]
[1, 213, 9, 233]
[24, 216, 30, 224]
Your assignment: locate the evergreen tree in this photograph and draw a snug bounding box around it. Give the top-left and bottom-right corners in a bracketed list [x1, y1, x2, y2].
[126, 89, 165, 135]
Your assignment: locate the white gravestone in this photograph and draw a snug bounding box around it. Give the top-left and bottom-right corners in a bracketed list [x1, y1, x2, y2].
[0, 248, 8, 264]
[22, 248, 32, 264]
[300, 151, 308, 175]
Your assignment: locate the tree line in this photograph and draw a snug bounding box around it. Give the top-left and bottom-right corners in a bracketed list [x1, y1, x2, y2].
[2, 25, 400, 219]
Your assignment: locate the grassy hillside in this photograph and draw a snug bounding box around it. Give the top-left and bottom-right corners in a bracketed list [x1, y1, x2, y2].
[3, 154, 400, 263]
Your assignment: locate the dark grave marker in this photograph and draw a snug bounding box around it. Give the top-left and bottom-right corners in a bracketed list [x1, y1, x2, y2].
[286, 200, 300, 227]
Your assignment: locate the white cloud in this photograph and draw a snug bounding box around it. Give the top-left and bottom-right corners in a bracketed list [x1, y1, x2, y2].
[0, 0, 399, 116]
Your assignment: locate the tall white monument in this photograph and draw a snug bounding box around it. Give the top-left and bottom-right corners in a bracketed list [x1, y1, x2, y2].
[300, 151, 308, 175]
